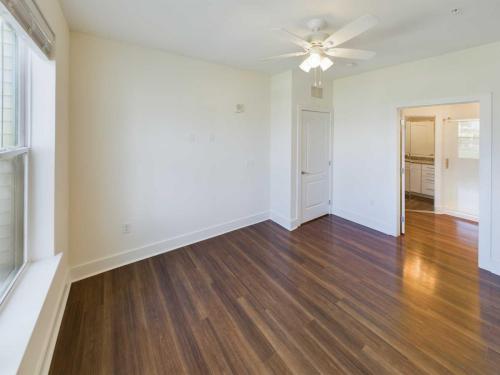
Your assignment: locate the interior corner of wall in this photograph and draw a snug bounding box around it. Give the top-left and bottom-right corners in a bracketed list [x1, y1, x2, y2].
[270, 211, 296, 231]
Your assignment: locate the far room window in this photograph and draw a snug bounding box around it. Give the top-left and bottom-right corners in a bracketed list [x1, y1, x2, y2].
[457, 119, 480, 159]
[0, 17, 28, 302]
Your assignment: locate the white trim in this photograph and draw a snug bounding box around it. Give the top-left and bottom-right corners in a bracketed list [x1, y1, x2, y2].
[0, 146, 29, 158]
[295, 107, 334, 226]
[0, 261, 27, 306]
[0, 254, 63, 374]
[71, 211, 270, 282]
[400, 116, 406, 233]
[445, 118, 480, 122]
[435, 208, 479, 222]
[480, 258, 500, 276]
[396, 94, 493, 274]
[332, 207, 396, 236]
[38, 274, 70, 374]
[269, 211, 299, 231]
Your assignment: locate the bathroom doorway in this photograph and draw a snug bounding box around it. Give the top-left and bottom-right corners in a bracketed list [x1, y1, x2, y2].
[400, 102, 481, 230]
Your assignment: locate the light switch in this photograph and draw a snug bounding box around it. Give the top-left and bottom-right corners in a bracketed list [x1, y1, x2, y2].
[246, 159, 255, 168]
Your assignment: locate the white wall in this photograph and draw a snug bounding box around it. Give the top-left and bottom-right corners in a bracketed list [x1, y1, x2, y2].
[332, 41, 500, 275]
[69, 33, 270, 270]
[270, 71, 293, 224]
[403, 103, 480, 217]
[37, 0, 71, 257]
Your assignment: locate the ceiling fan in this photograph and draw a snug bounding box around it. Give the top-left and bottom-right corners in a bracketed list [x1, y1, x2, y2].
[264, 15, 378, 72]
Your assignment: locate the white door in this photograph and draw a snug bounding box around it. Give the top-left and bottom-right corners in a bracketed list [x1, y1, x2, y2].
[301, 110, 330, 223]
[442, 119, 480, 218]
[409, 121, 435, 156]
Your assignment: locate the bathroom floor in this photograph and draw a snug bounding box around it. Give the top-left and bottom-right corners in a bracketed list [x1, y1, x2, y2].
[406, 195, 434, 212]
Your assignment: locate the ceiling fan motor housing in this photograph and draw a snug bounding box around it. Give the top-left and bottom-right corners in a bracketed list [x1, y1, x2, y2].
[307, 18, 329, 46]
[309, 33, 329, 45]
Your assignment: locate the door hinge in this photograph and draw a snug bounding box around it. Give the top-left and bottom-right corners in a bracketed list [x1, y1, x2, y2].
[401, 216, 405, 224]
[328, 200, 331, 205]
[328, 161, 332, 166]
[401, 167, 405, 175]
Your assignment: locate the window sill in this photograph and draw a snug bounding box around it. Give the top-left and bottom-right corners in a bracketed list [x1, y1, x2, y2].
[0, 253, 63, 374]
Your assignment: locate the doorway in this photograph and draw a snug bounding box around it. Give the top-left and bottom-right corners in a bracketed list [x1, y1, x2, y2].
[400, 102, 481, 233]
[299, 109, 332, 224]
[404, 116, 436, 213]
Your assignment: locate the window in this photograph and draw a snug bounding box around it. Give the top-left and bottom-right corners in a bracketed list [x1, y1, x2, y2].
[0, 17, 28, 302]
[457, 119, 480, 159]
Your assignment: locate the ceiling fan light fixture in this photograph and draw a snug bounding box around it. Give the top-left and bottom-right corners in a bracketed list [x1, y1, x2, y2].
[320, 56, 334, 71]
[299, 57, 313, 72]
[309, 51, 322, 68]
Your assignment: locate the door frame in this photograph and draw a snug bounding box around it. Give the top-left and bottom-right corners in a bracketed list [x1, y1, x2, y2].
[400, 117, 406, 233]
[396, 94, 492, 273]
[296, 107, 334, 225]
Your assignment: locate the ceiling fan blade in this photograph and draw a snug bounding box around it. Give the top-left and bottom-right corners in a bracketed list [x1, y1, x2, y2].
[325, 48, 376, 60]
[273, 28, 312, 50]
[261, 51, 308, 61]
[323, 15, 378, 48]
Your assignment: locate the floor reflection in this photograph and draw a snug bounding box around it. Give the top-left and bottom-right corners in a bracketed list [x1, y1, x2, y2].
[403, 254, 437, 292]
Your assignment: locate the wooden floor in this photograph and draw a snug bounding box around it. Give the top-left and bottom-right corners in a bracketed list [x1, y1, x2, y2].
[50, 212, 500, 374]
[406, 195, 434, 211]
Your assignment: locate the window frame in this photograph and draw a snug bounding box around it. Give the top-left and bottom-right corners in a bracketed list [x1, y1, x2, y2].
[0, 18, 31, 305]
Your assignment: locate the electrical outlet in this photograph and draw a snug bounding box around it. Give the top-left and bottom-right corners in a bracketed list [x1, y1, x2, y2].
[122, 223, 131, 234]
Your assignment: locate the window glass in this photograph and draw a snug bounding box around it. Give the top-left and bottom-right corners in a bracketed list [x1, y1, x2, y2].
[0, 17, 27, 302]
[1, 20, 18, 149]
[458, 120, 480, 159]
[0, 153, 24, 297]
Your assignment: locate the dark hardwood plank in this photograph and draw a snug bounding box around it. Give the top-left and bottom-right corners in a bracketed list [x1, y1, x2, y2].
[49, 212, 500, 374]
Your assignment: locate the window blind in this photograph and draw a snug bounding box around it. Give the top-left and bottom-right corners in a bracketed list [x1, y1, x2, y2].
[0, 0, 54, 57]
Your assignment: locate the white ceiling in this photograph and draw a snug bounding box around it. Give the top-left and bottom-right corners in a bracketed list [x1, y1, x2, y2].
[60, 0, 500, 78]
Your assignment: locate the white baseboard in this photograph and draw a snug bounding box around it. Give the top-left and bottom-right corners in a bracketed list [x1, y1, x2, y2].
[39, 274, 71, 374]
[269, 211, 299, 231]
[71, 211, 270, 282]
[332, 207, 397, 236]
[479, 257, 500, 277]
[435, 207, 479, 222]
